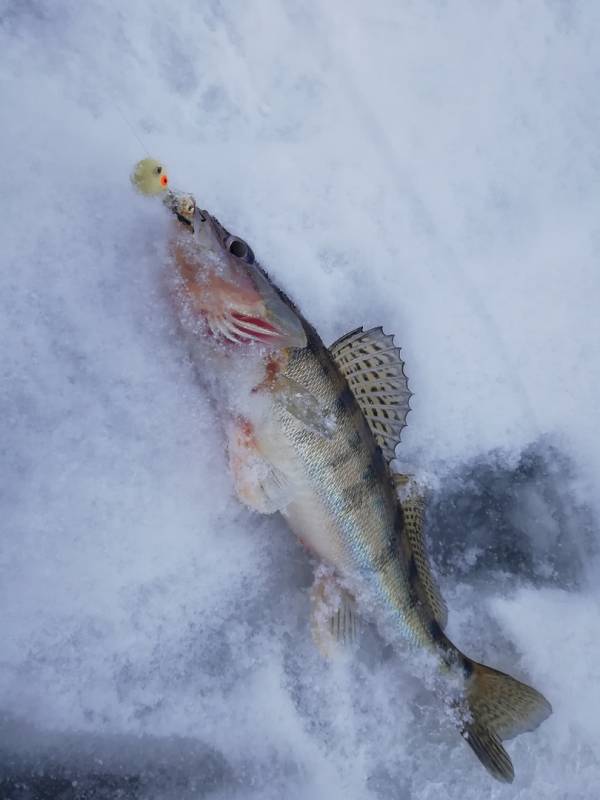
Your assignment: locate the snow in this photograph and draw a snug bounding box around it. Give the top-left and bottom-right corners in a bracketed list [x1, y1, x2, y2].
[1, 1, 600, 797]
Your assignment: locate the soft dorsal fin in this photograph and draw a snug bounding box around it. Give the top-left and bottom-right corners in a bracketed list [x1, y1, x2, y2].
[393, 474, 448, 629]
[329, 327, 412, 463]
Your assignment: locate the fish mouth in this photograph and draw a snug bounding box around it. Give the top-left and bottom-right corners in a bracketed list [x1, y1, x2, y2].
[162, 189, 197, 228]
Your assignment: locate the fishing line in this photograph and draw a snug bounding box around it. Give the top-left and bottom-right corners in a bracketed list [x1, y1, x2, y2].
[102, 80, 153, 159]
[112, 98, 152, 158]
[115, 102, 151, 156]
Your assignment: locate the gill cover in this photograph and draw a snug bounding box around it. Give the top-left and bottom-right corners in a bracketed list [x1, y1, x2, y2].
[190, 208, 307, 350]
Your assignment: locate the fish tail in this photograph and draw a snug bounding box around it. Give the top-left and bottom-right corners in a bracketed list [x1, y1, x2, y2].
[461, 658, 552, 782]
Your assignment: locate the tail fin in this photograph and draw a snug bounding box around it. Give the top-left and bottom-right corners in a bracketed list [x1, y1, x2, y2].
[462, 660, 552, 782]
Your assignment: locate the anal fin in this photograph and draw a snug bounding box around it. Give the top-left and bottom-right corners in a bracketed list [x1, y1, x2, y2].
[310, 567, 359, 658]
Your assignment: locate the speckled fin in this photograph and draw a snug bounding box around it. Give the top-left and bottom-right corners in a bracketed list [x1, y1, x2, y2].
[393, 474, 448, 629]
[329, 327, 411, 463]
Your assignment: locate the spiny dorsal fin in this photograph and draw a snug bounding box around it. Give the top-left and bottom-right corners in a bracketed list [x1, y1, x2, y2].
[393, 474, 448, 629]
[329, 327, 412, 463]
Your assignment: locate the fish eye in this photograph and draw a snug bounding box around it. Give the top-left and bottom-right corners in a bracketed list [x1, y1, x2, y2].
[226, 236, 255, 264]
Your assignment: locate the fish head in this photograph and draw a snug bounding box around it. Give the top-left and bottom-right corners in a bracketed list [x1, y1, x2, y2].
[175, 207, 307, 350]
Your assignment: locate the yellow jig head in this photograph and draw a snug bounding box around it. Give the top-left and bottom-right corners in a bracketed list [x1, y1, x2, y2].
[130, 158, 169, 196]
[130, 158, 197, 230]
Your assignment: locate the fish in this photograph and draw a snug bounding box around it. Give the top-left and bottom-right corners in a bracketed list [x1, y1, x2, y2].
[162, 195, 552, 783]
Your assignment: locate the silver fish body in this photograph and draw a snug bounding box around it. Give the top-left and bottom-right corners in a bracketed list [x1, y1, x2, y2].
[165, 204, 551, 784]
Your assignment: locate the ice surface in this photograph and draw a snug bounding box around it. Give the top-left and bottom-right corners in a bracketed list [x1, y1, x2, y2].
[1, 1, 600, 797]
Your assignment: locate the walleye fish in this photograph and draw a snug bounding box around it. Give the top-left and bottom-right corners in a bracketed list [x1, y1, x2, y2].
[143, 174, 551, 782]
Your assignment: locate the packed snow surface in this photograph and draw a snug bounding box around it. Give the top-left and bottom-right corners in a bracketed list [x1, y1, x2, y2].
[2, 2, 600, 798]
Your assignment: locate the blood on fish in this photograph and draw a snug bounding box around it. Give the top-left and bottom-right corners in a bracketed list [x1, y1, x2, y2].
[252, 353, 285, 394]
[238, 417, 254, 441]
